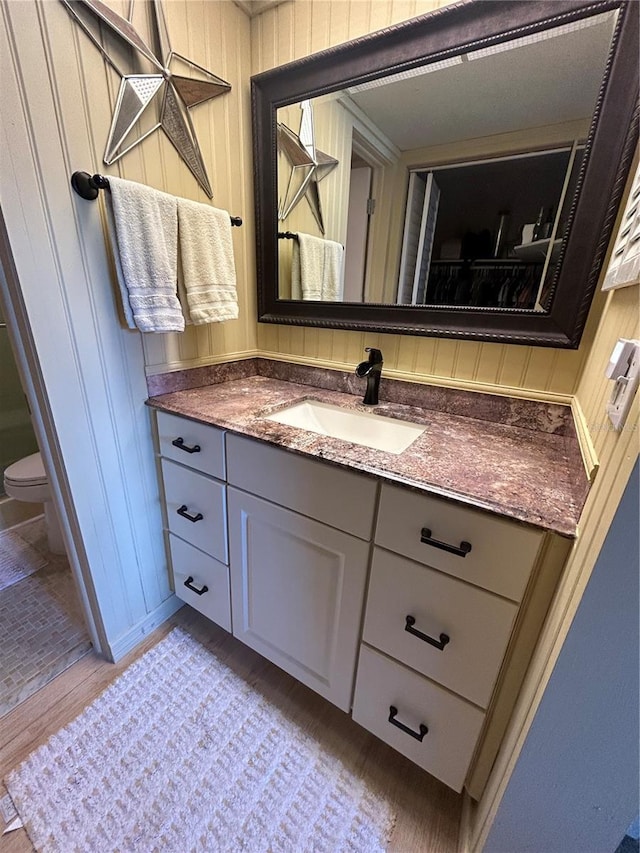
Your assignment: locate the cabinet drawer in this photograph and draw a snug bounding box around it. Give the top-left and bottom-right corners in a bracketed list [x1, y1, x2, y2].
[226, 434, 378, 540]
[169, 534, 231, 631]
[375, 484, 542, 601]
[161, 459, 227, 563]
[352, 646, 484, 792]
[364, 549, 518, 708]
[156, 410, 225, 479]
[228, 487, 369, 711]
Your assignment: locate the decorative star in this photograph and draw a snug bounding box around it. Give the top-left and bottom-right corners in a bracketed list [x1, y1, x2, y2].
[278, 100, 339, 235]
[60, 0, 231, 198]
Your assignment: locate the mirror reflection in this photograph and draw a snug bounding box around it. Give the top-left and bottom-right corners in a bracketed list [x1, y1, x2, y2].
[276, 10, 616, 310]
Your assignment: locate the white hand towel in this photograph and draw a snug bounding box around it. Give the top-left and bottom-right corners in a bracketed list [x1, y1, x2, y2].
[177, 198, 239, 324]
[105, 176, 184, 333]
[292, 232, 344, 301]
[291, 240, 303, 300]
[321, 238, 344, 301]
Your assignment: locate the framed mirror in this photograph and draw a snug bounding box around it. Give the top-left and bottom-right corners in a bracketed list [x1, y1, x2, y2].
[252, 0, 638, 347]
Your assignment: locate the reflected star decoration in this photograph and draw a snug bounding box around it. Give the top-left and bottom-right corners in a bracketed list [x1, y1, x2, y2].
[60, 0, 231, 197]
[278, 100, 339, 235]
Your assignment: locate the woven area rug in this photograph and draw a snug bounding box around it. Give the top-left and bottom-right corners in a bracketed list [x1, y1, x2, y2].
[0, 528, 48, 592]
[5, 628, 396, 852]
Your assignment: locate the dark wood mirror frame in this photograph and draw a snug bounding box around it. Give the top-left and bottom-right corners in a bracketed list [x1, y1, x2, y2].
[252, 0, 638, 348]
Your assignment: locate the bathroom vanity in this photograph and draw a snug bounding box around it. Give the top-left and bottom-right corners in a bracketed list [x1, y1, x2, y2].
[148, 369, 583, 796]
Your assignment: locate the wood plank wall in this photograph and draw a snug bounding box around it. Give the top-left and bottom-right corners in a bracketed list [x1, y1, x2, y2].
[141, 0, 257, 375]
[0, 0, 253, 657]
[470, 277, 639, 851]
[250, 0, 606, 401]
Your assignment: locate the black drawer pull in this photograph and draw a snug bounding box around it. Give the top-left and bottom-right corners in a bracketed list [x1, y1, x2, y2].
[405, 615, 450, 650]
[172, 437, 201, 454]
[177, 504, 203, 523]
[388, 706, 428, 741]
[420, 527, 472, 558]
[184, 576, 208, 596]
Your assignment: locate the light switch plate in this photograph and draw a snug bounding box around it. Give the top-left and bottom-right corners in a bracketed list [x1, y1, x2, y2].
[606, 338, 640, 430]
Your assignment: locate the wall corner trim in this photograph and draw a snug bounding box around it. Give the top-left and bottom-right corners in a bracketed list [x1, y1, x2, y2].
[571, 396, 600, 482]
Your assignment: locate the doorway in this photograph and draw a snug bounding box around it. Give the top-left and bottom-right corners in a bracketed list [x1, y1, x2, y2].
[0, 211, 96, 718]
[343, 154, 373, 302]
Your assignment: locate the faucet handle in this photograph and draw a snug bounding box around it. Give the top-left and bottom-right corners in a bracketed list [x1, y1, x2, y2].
[365, 347, 383, 364]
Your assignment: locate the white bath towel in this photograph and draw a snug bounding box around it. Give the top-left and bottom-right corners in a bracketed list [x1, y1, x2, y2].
[177, 198, 239, 324]
[291, 233, 344, 301]
[105, 176, 184, 333]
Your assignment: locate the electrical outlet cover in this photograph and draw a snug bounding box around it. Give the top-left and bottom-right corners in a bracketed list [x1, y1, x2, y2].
[606, 339, 640, 430]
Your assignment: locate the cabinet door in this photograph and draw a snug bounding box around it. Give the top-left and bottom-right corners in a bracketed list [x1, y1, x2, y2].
[228, 487, 369, 712]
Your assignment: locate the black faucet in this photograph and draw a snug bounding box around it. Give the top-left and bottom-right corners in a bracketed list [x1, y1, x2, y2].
[355, 347, 383, 405]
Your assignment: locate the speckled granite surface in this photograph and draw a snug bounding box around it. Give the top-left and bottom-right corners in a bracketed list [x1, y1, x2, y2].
[148, 358, 572, 435]
[146, 359, 258, 396]
[147, 374, 589, 538]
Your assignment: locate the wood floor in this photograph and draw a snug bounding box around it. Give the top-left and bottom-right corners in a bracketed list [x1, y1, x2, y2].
[0, 606, 462, 852]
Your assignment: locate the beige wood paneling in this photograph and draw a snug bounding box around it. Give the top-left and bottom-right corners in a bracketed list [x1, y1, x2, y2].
[103, 0, 258, 376]
[251, 0, 606, 399]
[468, 169, 640, 849]
[66, 0, 615, 399]
[577, 284, 640, 455]
[6, 0, 257, 381]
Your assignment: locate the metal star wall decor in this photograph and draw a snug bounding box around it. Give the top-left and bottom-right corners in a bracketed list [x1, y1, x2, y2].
[61, 0, 231, 197]
[278, 100, 339, 235]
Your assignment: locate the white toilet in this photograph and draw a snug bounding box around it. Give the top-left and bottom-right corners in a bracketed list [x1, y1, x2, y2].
[4, 452, 65, 555]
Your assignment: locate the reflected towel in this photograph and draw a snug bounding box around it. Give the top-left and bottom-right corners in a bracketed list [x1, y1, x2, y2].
[177, 198, 239, 324]
[104, 176, 184, 333]
[291, 233, 344, 301]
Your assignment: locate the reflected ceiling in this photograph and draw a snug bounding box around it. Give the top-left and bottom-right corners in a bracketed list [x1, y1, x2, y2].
[346, 11, 616, 150]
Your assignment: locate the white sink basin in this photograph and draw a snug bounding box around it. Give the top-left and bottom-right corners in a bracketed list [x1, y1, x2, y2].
[265, 400, 426, 454]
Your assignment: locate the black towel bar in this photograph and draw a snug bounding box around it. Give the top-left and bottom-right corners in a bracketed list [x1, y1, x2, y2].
[71, 171, 243, 226]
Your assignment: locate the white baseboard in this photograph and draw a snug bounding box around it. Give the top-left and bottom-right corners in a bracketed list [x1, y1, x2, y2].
[107, 595, 183, 662]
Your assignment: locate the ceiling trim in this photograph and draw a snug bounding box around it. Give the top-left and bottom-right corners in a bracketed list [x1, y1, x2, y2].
[233, 0, 290, 18]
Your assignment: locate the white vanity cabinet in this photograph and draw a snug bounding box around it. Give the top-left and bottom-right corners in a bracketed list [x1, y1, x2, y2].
[153, 410, 556, 795]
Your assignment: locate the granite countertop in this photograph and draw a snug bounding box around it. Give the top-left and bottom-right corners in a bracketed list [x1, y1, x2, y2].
[147, 373, 589, 538]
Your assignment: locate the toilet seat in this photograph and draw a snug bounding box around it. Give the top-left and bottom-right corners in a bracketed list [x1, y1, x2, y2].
[4, 452, 48, 488]
[4, 451, 64, 555]
[4, 452, 50, 503]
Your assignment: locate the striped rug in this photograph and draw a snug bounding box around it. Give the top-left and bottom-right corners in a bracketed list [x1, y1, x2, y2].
[5, 628, 396, 852]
